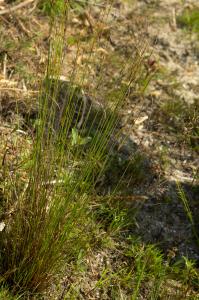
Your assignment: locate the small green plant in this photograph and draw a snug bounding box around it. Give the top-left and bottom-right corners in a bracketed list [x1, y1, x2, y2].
[39, 0, 88, 16]
[124, 242, 165, 300]
[177, 182, 199, 247]
[177, 7, 199, 35]
[39, 0, 67, 16]
[159, 98, 199, 151]
[93, 235, 199, 299]
[92, 197, 132, 237]
[0, 286, 20, 300]
[172, 256, 199, 298]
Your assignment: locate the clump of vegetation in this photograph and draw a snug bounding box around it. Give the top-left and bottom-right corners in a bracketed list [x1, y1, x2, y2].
[177, 182, 199, 247]
[39, 0, 88, 16]
[177, 7, 199, 35]
[158, 98, 199, 151]
[0, 0, 146, 296]
[0, 287, 18, 300]
[38, 0, 67, 16]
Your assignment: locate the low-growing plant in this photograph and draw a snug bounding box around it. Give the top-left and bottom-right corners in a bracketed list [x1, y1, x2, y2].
[39, 0, 89, 16]
[177, 7, 199, 36]
[177, 182, 199, 247]
[159, 98, 199, 151]
[0, 288, 16, 300]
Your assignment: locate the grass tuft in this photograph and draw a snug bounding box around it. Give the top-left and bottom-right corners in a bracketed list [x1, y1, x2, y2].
[177, 7, 199, 35]
[0, 0, 146, 295]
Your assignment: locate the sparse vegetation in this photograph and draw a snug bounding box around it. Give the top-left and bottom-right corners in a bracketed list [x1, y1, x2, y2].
[177, 7, 199, 35]
[0, 0, 198, 299]
[158, 98, 199, 152]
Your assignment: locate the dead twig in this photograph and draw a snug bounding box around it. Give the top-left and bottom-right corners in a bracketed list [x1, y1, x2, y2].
[3, 53, 7, 79]
[28, 0, 39, 14]
[170, 7, 177, 31]
[0, 0, 34, 16]
[15, 16, 32, 37]
[0, 87, 38, 94]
